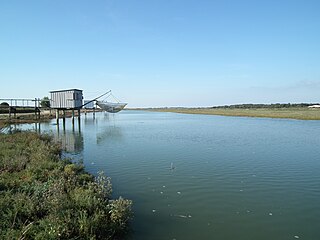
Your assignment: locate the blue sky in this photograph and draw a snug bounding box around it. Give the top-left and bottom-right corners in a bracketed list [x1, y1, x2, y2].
[1, 0, 319, 107]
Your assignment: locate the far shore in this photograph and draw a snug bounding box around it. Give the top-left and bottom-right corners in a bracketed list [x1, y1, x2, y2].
[138, 107, 320, 120]
[1, 107, 320, 129]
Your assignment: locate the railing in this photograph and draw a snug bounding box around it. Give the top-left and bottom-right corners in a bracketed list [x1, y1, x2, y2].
[0, 98, 41, 108]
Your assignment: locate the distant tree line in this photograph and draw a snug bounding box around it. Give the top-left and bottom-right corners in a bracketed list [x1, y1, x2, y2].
[212, 103, 318, 109]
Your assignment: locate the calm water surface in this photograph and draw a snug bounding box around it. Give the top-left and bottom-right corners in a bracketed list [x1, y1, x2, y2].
[22, 111, 320, 240]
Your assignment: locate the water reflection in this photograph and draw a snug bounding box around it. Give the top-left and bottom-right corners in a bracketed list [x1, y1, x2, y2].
[9, 111, 320, 240]
[96, 126, 123, 145]
[55, 128, 83, 153]
[29, 119, 83, 154]
[84, 114, 98, 125]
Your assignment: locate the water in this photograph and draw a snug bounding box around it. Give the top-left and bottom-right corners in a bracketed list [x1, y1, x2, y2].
[21, 111, 320, 240]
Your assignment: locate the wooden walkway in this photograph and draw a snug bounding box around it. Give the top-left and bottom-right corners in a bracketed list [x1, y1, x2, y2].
[0, 98, 42, 119]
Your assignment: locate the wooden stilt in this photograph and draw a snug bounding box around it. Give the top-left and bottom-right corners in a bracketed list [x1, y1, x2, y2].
[63, 110, 66, 125]
[56, 109, 59, 124]
[72, 110, 75, 125]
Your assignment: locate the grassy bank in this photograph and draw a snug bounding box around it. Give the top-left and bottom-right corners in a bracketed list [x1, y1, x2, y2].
[0, 109, 103, 127]
[0, 131, 132, 239]
[148, 107, 320, 120]
[0, 111, 54, 128]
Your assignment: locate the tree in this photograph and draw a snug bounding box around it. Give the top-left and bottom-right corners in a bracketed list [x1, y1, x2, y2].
[40, 97, 50, 108]
[0, 102, 9, 108]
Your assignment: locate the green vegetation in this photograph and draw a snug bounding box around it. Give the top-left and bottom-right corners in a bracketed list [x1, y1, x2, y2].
[0, 131, 132, 239]
[0, 107, 38, 114]
[40, 97, 50, 108]
[149, 105, 320, 120]
[0, 102, 9, 108]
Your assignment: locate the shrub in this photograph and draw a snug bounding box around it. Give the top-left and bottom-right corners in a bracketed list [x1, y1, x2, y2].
[0, 132, 133, 239]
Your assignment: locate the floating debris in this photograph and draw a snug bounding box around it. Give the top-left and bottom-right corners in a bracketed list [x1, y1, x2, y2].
[239, 189, 244, 192]
[170, 162, 175, 170]
[172, 214, 192, 219]
[152, 210, 156, 213]
[163, 185, 166, 188]
[177, 191, 181, 194]
[160, 191, 163, 194]
[269, 213, 273, 216]
[91, 162, 95, 165]
[294, 236, 299, 239]
[173, 214, 187, 218]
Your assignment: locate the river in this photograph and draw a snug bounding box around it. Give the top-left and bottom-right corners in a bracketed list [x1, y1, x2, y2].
[21, 110, 320, 240]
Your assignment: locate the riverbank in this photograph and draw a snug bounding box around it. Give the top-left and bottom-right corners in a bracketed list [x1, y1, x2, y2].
[0, 109, 102, 130]
[146, 107, 320, 120]
[0, 131, 132, 239]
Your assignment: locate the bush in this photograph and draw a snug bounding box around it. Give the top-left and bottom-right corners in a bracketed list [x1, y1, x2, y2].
[0, 102, 9, 108]
[40, 97, 50, 108]
[0, 132, 132, 239]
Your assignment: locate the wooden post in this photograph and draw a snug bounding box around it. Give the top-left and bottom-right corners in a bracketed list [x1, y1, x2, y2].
[72, 110, 75, 125]
[35, 98, 37, 119]
[38, 98, 41, 119]
[63, 110, 66, 125]
[77, 109, 81, 126]
[56, 109, 59, 124]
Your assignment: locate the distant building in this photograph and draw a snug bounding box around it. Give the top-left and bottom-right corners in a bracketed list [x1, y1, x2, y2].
[50, 89, 83, 109]
[308, 105, 320, 108]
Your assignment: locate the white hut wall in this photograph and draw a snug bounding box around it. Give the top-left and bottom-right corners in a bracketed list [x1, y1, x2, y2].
[50, 89, 83, 109]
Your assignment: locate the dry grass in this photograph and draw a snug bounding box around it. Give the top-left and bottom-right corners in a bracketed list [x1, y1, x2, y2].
[149, 107, 320, 120]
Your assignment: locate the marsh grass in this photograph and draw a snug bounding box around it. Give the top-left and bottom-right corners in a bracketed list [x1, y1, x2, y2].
[151, 107, 320, 120]
[0, 132, 132, 239]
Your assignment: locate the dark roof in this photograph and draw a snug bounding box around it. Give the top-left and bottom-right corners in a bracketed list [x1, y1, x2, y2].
[50, 89, 83, 93]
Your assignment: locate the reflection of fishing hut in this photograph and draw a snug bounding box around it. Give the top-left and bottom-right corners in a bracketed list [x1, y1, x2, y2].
[55, 130, 84, 153]
[50, 89, 83, 125]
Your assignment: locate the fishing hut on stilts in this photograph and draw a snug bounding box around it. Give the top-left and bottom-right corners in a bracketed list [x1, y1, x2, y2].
[50, 89, 127, 127]
[50, 89, 83, 127]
